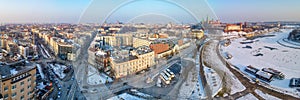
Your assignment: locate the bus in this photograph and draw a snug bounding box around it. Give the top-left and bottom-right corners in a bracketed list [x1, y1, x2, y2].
[166, 69, 175, 78]
[160, 73, 170, 84]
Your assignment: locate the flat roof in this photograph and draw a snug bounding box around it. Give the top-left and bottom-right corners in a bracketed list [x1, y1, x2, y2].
[0, 62, 36, 80]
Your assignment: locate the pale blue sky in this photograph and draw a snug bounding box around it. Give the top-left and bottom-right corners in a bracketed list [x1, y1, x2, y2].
[0, 0, 299, 23]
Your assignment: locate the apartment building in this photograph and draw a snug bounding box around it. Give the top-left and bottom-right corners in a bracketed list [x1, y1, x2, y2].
[0, 64, 36, 100]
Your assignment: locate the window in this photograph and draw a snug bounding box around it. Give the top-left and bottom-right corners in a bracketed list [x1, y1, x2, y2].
[12, 85, 17, 90]
[12, 92, 17, 97]
[4, 94, 9, 98]
[27, 85, 31, 89]
[4, 86, 8, 91]
[21, 95, 24, 100]
[21, 81, 24, 85]
[27, 78, 31, 82]
[21, 88, 24, 93]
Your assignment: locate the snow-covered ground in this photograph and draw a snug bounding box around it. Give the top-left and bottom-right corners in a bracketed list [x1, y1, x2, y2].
[130, 89, 153, 98]
[37, 82, 46, 89]
[49, 64, 66, 79]
[221, 29, 300, 93]
[108, 93, 145, 100]
[178, 52, 206, 99]
[87, 65, 113, 85]
[37, 64, 45, 79]
[203, 40, 246, 95]
[190, 54, 205, 99]
[255, 89, 281, 100]
[236, 93, 258, 100]
[178, 66, 200, 99]
[204, 67, 222, 96]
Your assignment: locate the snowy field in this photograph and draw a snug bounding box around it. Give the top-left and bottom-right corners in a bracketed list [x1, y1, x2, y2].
[221, 29, 300, 94]
[204, 67, 222, 96]
[236, 93, 258, 100]
[255, 89, 281, 100]
[87, 65, 113, 85]
[108, 93, 145, 100]
[190, 53, 205, 99]
[203, 40, 246, 95]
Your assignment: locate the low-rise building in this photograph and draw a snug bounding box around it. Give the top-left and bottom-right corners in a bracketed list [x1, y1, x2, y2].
[289, 78, 300, 87]
[224, 23, 243, 33]
[255, 70, 273, 82]
[262, 68, 285, 79]
[150, 43, 170, 55]
[245, 65, 259, 75]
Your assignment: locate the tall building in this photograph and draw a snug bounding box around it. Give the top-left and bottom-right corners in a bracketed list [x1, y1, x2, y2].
[0, 63, 36, 100]
[19, 46, 29, 58]
[0, 32, 6, 50]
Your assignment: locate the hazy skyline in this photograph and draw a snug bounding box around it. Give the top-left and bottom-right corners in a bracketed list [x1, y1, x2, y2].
[0, 0, 299, 24]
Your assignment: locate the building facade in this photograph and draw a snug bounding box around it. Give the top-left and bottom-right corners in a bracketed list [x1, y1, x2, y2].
[110, 50, 155, 78]
[149, 43, 170, 55]
[133, 38, 151, 48]
[0, 65, 36, 100]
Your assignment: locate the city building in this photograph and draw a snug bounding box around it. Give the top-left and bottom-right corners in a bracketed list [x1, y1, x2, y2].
[98, 34, 133, 47]
[152, 33, 169, 39]
[88, 47, 98, 66]
[149, 39, 180, 58]
[150, 43, 170, 55]
[224, 23, 243, 33]
[19, 45, 37, 59]
[0, 63, 36, 100]
[95, 50, 110, 71]
[109, 46, 155, 78]
[115, 34, 133, 46]
[133, 38, 151, 48]
[191, 30, 204, 39]
[0, 32, 7, 50]
[48, 37, 78, 61]
[37, 31, 80, 61]
[6, 43, 19, 55]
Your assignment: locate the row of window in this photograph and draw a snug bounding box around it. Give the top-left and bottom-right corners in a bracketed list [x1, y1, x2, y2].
[4, 84, 32, 91]
[3, 89, 33, 100]
[12, 73, 30, 82]
[4, 93, 24, 99]
[117, 61, 151, 69]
